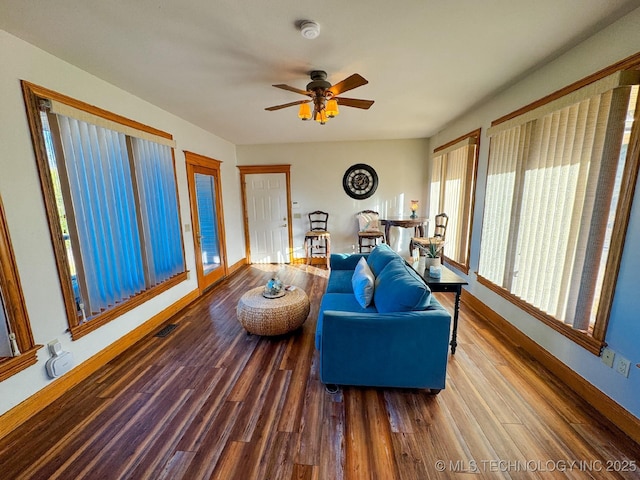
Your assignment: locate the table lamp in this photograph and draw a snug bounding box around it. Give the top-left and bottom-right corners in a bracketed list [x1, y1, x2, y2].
[410, 200, 419, 219]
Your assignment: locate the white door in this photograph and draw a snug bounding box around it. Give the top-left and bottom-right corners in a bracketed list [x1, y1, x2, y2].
[245, 173, 290, 263]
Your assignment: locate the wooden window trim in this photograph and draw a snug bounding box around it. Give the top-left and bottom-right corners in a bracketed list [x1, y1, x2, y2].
[477, 275, 604, 355]
[492, 51, 640, 128]
[21, 81, 186, 340]
[479, 53, 640, 355]
[69, 272, 187, 340]
[0, 196, 41, 381]
[22, 82, 173, 141]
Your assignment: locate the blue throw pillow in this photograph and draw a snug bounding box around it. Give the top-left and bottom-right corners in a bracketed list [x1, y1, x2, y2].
[366, 243, 402, 276]
[374, 261, 431, 313]
[352, 257, 375, 308]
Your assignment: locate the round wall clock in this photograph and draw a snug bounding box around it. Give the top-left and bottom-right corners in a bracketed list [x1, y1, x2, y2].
[342, 163, 379, 200]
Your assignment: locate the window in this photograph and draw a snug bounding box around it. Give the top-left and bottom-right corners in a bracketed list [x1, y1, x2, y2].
[22, 82, 186, 340]
[429, 130, 480, 273]
[0, 195, 39, 381]
[478, 67, 640, 354]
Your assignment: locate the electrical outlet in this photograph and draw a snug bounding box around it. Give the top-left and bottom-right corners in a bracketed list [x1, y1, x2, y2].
[615, 355, 631, 378]
[601, 347, 615, 368]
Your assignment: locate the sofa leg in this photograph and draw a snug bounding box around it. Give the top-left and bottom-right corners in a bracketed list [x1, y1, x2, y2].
[429, 388, 441, 395]
[325, 384, 339, 394]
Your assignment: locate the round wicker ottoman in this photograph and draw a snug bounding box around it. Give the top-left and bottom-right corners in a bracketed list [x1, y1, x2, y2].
[236, 286, 310, 336]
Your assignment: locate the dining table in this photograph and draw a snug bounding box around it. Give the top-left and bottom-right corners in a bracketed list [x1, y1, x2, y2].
[379, 217, 429, 245]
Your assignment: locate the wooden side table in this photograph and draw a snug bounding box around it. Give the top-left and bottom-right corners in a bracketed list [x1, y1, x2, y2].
[410, 261, 468, 354]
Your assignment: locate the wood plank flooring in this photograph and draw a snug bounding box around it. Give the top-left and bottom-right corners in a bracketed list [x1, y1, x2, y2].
[1, 264, 639, 479]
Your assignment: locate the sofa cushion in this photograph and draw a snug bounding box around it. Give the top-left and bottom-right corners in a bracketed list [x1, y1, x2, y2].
[326, 270, 355, 294]
[352, 257, 375, 308]
[374, 260, 432, 313]
[315, 293, 378, 349]
[330, 253, 368, 270]
[366, 243, 402, 277]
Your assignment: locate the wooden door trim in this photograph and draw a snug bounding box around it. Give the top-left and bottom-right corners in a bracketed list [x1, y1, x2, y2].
[185, 151, 228, 293]
[237, 165, 293, 264]
[184, 150, 222, 169]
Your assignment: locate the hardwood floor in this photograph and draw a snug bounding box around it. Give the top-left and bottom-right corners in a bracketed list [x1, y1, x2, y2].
[1, 264, 639, 479]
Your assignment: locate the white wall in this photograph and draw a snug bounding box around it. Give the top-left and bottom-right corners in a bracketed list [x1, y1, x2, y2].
[0, 30, 245, 415]
[237, 139, 430, 258]
[430, 7, 640, 419]
[3, 4, 640, 425]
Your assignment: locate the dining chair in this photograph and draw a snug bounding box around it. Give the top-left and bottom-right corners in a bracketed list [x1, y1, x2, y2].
[356, 210, 385, 252]
[304, 211, 331, 266]
[410, 212, 448, 257]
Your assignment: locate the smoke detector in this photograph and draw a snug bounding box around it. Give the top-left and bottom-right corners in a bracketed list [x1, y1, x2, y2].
[300, 21, 320, 40]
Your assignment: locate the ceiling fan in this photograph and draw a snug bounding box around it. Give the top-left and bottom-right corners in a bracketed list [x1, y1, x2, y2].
[265, 70, 374, 125]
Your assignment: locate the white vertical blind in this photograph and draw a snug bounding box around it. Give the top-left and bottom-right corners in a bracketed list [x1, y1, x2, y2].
[429, 155, 443, 236]
[479, 74, 637, 331]
[131, 138, 184, 286]
[53, 114, 185, 320]
[443, 147, 467, 261]
[478, 125, 527, 285]
[430, 135, 477, 267]
[58, 115, 146, 315]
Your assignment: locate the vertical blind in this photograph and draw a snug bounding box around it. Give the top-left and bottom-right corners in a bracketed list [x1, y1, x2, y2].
[132, 138, 184, 286]
[0, 291, 12, 357]
[58, 116, 146, 315]
[53, 114, 184, 319]
[429, 135, 477, 268]
[478, 70, 639, 331]
[195, 173, 221, 267]
[428, 156, 443, 230]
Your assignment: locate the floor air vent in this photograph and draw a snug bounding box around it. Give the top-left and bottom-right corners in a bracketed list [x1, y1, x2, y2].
[155, 324, 178, 338]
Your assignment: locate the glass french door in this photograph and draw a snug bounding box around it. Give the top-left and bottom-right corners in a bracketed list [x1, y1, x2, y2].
[186, 154, 227, 291]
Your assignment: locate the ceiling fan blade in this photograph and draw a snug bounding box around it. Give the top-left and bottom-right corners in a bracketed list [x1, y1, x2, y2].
[335, 97, 375, 109]
[265, 100, 311, 111]
[328, 74, 368, 96]
[272, 84, 311, 96]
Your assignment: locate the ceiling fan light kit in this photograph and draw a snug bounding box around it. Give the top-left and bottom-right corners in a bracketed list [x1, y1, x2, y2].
[325, 98, 339, 118]
[266, 70, 374, 126]
[298, 102, 312, 120]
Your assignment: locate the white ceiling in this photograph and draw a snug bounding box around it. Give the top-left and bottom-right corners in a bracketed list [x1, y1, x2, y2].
[1, 0, 638, 145]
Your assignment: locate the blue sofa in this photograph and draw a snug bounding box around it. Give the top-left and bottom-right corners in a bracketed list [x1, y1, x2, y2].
[315, 244, 451, 392]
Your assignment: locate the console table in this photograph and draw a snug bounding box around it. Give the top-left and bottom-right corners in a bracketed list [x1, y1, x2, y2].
[380, 217, 428, 245]
[410, 261, 468, 354]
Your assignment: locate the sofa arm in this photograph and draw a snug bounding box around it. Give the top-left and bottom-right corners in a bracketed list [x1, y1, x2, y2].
[319, 309, 451, 389]
[330, 253, 368, 270]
